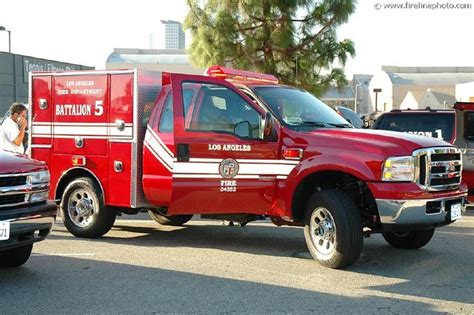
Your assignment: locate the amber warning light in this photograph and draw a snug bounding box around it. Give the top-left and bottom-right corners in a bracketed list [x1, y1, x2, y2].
[72, 156, 86, 166]
[282, 148, 303, 160]
[205, 66, 279, 84]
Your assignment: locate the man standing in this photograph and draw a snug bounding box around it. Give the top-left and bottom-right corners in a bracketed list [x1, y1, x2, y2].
[1, 103, 27, 154]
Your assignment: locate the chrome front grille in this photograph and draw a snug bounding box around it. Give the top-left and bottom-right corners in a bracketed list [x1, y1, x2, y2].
[0, 173, 49, 209]
[414, 147, 462, 191]
[0, 176, 27, 187]
[0, 194, 27, 206]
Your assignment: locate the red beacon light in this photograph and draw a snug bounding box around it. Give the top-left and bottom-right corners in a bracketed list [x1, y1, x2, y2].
[454, 102, 474, 111]
[205, 65, 279, 84]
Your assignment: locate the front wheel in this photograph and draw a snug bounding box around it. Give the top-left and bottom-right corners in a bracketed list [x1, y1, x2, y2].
[0, 244, 33, 268]
[303, 189, 363, 269]
[148, 211, 192, 226]
[382, 229, 435, 249]
[60, 177, 115, 238]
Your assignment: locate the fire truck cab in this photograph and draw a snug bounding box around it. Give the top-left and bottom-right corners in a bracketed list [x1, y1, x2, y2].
[29, 67, 468, 269]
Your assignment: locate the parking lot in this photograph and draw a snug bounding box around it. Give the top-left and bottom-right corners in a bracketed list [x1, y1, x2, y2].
[1, 211, 473, 314]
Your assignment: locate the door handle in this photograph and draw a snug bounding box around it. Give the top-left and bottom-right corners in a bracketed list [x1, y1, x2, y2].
[177, 144, 190, 162]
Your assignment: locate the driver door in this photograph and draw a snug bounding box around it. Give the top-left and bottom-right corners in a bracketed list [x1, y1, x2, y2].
[167, 74, 286, 215]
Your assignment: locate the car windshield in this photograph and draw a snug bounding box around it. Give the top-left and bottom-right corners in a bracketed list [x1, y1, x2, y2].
[374, 112, 455, 142]
[252, 86, 350, 128]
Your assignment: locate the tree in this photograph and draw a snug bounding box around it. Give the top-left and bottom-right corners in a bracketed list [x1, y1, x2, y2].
[184, 0, 356, 95]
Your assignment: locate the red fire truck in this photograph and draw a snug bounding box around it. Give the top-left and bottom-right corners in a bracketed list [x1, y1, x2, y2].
[29, 67, 468, 268]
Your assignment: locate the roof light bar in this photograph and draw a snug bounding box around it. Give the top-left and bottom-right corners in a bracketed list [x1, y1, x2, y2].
[205, 66, 279, 84]
[454, 102, 474, 111]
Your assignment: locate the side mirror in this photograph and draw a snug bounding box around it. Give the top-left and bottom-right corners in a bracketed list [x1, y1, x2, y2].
[260, 112, 276, 141]
[234, 121, 251, 139]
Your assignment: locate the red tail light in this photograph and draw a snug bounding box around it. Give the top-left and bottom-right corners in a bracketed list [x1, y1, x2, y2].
[205, 66, 279, 84]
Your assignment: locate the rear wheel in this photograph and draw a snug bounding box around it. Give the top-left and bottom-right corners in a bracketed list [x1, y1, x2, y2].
[0, 244, 33, 268]
[60, 177, 115, 238]
[382, 229, 435, 249]
[303, 189, 363, 269]
[148, 211, 193, 226]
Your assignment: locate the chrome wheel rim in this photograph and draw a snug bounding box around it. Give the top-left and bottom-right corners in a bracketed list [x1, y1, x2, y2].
[67, 188, 96, 228]
[310, 207, 337, 258]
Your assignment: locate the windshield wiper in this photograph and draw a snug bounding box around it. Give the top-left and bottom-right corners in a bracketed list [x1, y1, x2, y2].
[326, 122, 353, 128]
[298, 121, 331, 127]
[298, 121, 352, 128]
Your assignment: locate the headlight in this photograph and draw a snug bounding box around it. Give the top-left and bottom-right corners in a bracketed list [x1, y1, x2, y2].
[27, 170, 50, 184]
[382, 156, 415, 182]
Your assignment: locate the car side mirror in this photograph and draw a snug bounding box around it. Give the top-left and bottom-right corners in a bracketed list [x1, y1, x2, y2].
[260, 112, 277, 141]
[234, 121, 251, 139]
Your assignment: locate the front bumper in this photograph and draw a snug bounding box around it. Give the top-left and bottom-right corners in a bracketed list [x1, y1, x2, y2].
[367, 181, 468, 227]
[376, 195, 467, 226]
[0, 201, 56, 251]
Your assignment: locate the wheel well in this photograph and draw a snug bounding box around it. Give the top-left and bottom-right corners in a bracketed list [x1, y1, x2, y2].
[291, 171, 378, 225]
[55, 168, 104, 202]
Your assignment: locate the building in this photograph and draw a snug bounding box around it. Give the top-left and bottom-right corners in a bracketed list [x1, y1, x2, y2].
[400, 91, 425, 109]
[0, 51, 93, 114]
[320, 74, 373, 114]
[456, 81, 474, 102]
[368, 66, 474, 112]
[106, 48, 202, 74]
[352, 74, 373, 114]
[418, 89, 457, 109]
[161, 20, 185, 49]
[321, 86, 355, 109]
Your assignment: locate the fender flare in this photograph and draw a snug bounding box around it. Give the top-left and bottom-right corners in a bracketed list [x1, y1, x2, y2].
[54, 167, 105, 201]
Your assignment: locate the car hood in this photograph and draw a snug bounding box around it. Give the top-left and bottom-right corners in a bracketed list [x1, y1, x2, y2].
[300, 128, 453, 156]
[0, 150, 46, 174]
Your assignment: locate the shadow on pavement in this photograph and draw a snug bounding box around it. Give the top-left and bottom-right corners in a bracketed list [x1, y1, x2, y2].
[48, 215, 474, 306]
[50, 220, 309, 259]
[0, 255, 439, 313]
[351, 223, 474, 305]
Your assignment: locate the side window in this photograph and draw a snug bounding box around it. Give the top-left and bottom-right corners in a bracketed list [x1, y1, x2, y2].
[158, 90, 195, 133]
[465, 112, 474, 140]
[182, 82, 261, 139]
[159, 94, 173, 133]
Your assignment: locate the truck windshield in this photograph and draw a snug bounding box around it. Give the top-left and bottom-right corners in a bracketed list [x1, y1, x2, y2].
[252, 86, 350, 128]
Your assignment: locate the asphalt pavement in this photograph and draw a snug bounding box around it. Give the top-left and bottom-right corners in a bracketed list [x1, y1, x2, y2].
[1, 211, 473, 314]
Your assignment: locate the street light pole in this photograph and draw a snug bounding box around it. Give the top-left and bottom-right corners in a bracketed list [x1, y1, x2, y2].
[0, 26, 11, 53]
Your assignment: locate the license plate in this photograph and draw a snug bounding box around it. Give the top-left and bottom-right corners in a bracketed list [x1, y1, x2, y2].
[450, 203, 462, 221]
[0, 221, 10, 241]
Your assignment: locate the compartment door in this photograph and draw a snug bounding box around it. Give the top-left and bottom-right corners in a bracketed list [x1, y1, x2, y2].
[30, 75, 53, 166]
[108, 73, 134, 206]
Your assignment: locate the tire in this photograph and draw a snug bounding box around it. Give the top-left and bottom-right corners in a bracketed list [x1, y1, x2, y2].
[303, 189, 363, 269]
[382, 229, 435, 249]
[60, 177, 115, 238]
[148, 211, 192, 226]
[0, 244, 33, 268]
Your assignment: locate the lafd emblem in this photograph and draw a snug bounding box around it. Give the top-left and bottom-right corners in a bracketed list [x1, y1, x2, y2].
[219, 158, 239, 179]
